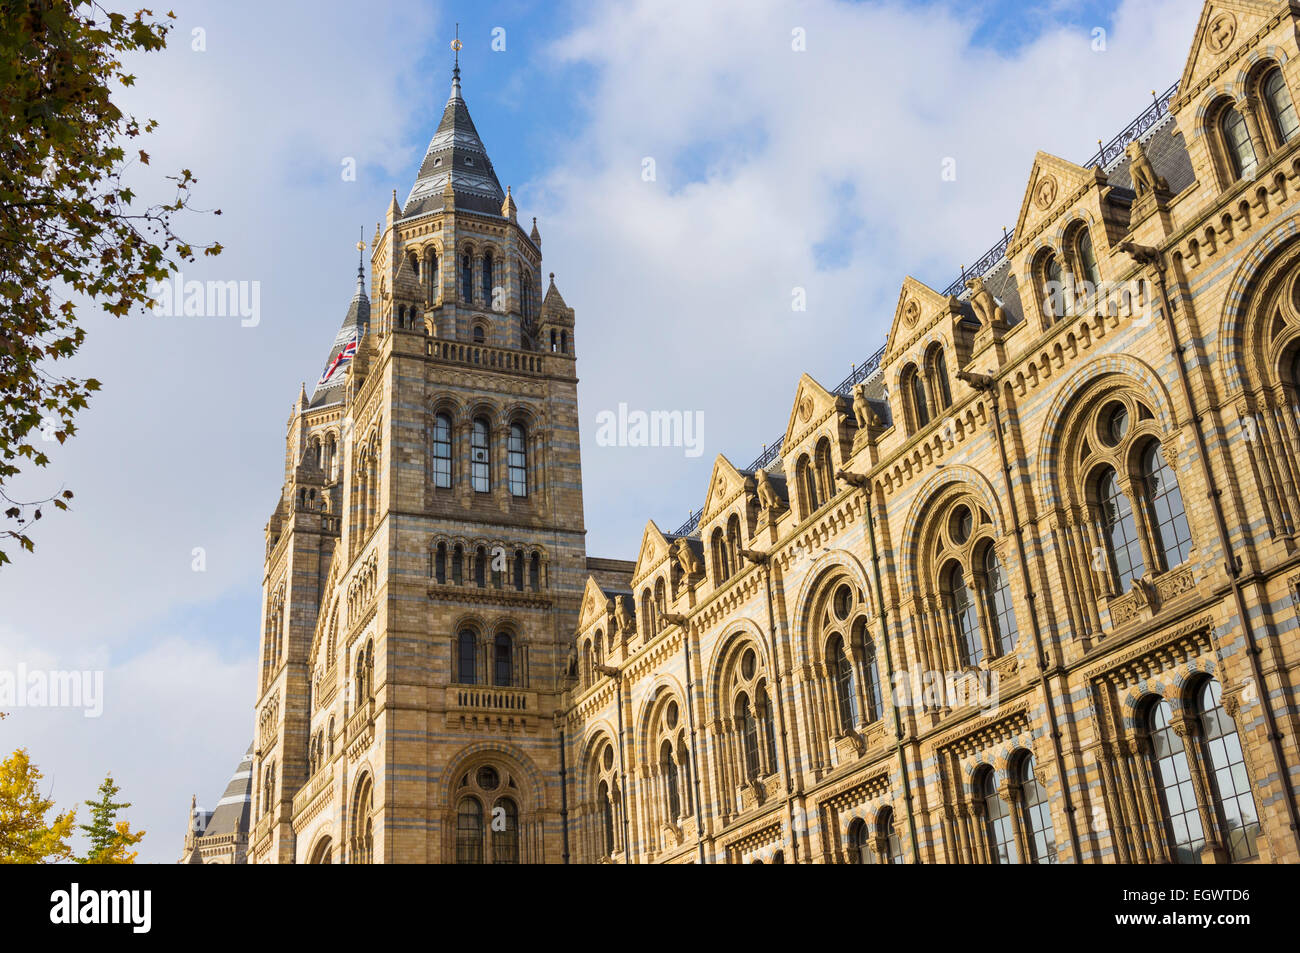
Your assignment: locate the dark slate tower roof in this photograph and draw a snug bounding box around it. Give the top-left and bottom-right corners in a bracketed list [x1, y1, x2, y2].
[402, 61, 505, 218]
[201, 743, 253, 838]
[309, 250, 370, 408]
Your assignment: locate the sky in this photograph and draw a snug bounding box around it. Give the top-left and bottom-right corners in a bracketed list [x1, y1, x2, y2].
[0, 0, 1203, 862]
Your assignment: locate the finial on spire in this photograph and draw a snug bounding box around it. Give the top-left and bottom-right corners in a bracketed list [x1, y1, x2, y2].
[355, 227, 367, 299]
[450, 23, 462, 98]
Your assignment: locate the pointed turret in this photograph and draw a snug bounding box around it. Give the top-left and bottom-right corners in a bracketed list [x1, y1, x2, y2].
[309, 243, 371, 407]
[530, 216, 541, 246]
[502, 184, 517, 221]
[402, 59, 505, 217]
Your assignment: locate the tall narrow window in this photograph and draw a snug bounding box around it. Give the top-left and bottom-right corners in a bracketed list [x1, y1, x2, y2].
[1147, 697, 1205, 863]
[529, 552, 541, 591]
[471, 417, 490, 493]
[926, 348, 952, 411]
[980, 770, 1018, 864]
[945, 564, 983, 667]
[1097, 466, 1146, 592]
[492, 797, 519, 864]
[431, 413, 452, 488]
[1197, 679, 1260, 862]
[881, 808, 904, 864]
[829, 634, 859, 732]
[599, 780, 615, 856]
[1077, 229, 1100, 292]
[456, 797, 484, 864]
[493, 632, 513, 687]
[1042, 252, 1064, 322]
[1141, 442, 1192, 571]
[797, 455, 819, 515]
[435, 542, 447, 584]
[1263, 68, 1299, 145]
[452, 544, 464, 585]
[457, 630, 477, 684]
[712, 528, 730, 584]
[461, 254, 473, 301]
[1016, 754, 1057, 864]
[858, 621, 883, 723]
[758, 683, 778, 771]
[474, 545, 487, 587]
[513, 548, 524, 591]
[737, 694, 759, 780]
[508, 423, 527, 497]
[482, 251, 494, 304]
[847, 818, 870, 864]
[661, 741, 681, 820]
[983, 547, 1019, 656]
[1220, 105, 1258, 180]
[904, 364, 929, 428]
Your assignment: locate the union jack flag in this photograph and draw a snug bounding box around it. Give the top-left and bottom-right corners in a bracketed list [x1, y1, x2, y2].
[317, 333, 358, 386]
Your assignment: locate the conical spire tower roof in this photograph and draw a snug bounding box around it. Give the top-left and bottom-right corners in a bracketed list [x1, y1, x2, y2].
[310, 242, 370, 407]
[403, 61, 505, 217]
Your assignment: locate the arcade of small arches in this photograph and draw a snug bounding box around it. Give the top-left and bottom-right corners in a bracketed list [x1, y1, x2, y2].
[452, 621, 529, 690]
[430, 537, 547, 593]
[426, 404, 537, 499]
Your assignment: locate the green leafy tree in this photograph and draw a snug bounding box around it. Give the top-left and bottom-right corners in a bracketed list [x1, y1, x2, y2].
[0, 1, 221, 565]
[0, 748, 76, 863]
[78, 773, 144, 863]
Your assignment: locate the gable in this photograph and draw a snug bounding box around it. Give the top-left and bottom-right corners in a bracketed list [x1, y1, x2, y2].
[885, 276, 956, 359]
[1011, 152, 1103, 255]
[700, 454, 750, 525]
[632, 520, 672, 583]
[1177, 1, 1279, 101]
[783, 373, 842, 451]
[578, 576, 611, 632]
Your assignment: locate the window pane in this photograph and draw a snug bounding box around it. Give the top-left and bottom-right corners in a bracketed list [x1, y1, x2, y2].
[983, 548, 1020, 656]
[508, 423, 528, 497]
[456, 797, 484, 864]
[492, 798, 519, 864]
[1265, 70, 1299, 144]
[831, 635, 858, 731]
[1099, 467, 1146, 592]
[981, 771, 1018, 864]
[1198, 680, 1260, 862]
[1221, 107, 1258, 179]
[471, 419, 490, 493]
[1017, 755, 1058, 864]
[946, 565, 983, 666]
[1142, 443, 1192, 570]
[457, 630, 476, 684]
[432, 414, 452, 488]
[493, 633, 513, 687]
[1148, 699, 1205, 864]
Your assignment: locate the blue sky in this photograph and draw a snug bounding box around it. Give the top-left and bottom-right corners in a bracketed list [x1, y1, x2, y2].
[0, 0, 1202, 861]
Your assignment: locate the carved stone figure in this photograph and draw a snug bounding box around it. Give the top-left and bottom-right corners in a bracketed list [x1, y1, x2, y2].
[673, 537, 701, 577]
[756, 467, 783, 512]
[1126, 139, 1167, 196]
[851, 383, 875, 429]
[614, 595, 634, 636]
[966, 275, 1006, 328]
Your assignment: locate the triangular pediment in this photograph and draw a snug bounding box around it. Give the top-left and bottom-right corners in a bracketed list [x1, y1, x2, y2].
[885, 276, 955, 358]
[784, 373, 840, 450]
[578, 576, 612, 632]
[1012, 152, 1100, 250]
[1178, 1, 1276, 98]
[700, 454, 751, 525]
[632, 520, 672, 581]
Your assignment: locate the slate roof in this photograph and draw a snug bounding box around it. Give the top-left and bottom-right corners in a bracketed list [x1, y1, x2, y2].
[309, 265, 370, 409]
[200, 743, 252, 839]
[402, 65, 505, 219]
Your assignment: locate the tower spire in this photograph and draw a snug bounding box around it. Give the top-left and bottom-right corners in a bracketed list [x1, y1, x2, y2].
[450, 24, 462, 101]
[355, 227, 366, 300]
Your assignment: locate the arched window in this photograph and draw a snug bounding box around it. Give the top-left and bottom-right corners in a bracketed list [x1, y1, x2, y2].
[1041, 251, 1065, 323]
[982, 546, 1019, 657]
[457, 629, 477, 684]
[880, 808, 904, 864]
[1196, 679, 1260, 862]
[461, 253, 473, 301]
[640, 591, 655, 640]
[513, 548, 524, 591]
[456, 796, 484, 864]
[472, 324, 485, 344]
[676, 737, 693, 817]
[828, 634, 858, 732]
[492, 797, 519, 864]
[796, 454, 820, 515]
[757, 682, 778, 771]
[1263, 67, 1299, 145]
[507, 423, 528, 497]
[471, 417, 490, 493]
[493, 632, 514, 687]
[858, 620, 883, 724]
[350, 776, 373, 864]
[1016, 753, 1057, 864]
[660, 740, 681, 820]
[980, 769, 1017, 864]
[736, 693, 760, 780]
[1140, 442, 1192, 571]
[1097, 466, 1146, 592]
[529, 551, 541, 591]
[482, 251, 494, 304]
[1146, 697, 1205, 864]
[726, 514, 744, 573]
[431, 413, 452, 488]
[435, 542, 447, 584]
[474, 545, 487, 587]
[711, 527, 730, 585]
[1076, 228, 1100, 294]
[452, 543, 464, 585]
[814, 438, 835, 502]
[599, 780, 616, 856]
[847, 818, 870, 864]
[580, 641, 593, 688]
[902, 363, 929, 429]
[1220, 103, 1258, 181]
[560, 330, 568, 353]
[925, 347, 952, 412]
[944, 563, 982, 667]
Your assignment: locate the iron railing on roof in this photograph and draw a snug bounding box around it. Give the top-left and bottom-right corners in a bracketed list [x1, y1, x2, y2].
[670, 79, 1181, 539]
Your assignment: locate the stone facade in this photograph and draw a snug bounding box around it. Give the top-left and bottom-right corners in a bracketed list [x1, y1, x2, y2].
[229, 1, 1300, 864]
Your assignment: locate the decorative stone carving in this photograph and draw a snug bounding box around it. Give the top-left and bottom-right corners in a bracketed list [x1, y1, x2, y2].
[851, 382, 876, 429]
[756, 468, 784, 513]
[1126, 139, 1168, 197]
[966, 275, 1006, 328]
[613, 595, 634, 636]
[1205, 12, 1236, 54]
[673, 538, 702, 578]
[902, 297, 921, 328]
[1034, 174, 1058, 211]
